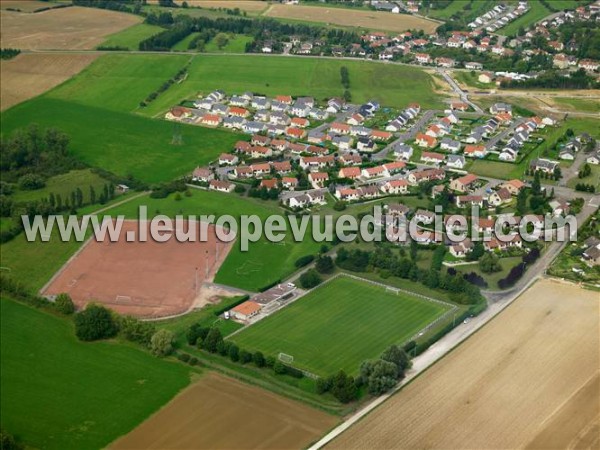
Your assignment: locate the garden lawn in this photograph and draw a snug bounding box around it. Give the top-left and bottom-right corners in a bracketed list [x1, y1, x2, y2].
[204, 34, 253, 53]
[98, 23, 164, 50]
[103, 190, 322, 292]
[230, 276, 450, 376]
[0, 297, 190, 450]
[451, 256, 523, 290]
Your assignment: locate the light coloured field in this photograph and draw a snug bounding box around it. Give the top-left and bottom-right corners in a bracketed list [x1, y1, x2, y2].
[264, 4, 440, 33]
[0, 53, 98, 111]
[0, 6, 140, 49]
[111, 372, 338, 450]
[329, 279, 600, 449]
[0, 0, 66, 12]
[166, 0, 269, 12]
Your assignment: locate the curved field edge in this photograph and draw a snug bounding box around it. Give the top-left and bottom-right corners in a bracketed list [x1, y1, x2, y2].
[0, 297, 192, 450]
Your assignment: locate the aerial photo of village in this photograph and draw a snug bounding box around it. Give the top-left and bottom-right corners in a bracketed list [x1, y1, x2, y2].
[0, 0, 599, 449]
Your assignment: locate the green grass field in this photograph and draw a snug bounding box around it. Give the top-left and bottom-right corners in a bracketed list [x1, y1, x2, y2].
[138, 54, 447, 117]
[426, 0, 494, 20]
[0, 297, 190, 450]
[204, 34, 253, 53]
[11, 169, 108, 204]
[103, 190, 322, 291]
[451, 256, 522, 289]
[498, 0, 581, 36]
[98, 23, 164, 50]
[552, 97, 600, 114]
[230, 276, 451, 376]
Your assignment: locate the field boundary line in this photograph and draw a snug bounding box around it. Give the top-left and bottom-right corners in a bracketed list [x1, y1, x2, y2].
[38, 233, 95, 297]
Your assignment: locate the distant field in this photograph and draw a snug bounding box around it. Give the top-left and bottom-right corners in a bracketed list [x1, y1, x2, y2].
[0, 0, 69, 12]
[425, 0, 494, 21]
[551, 97, 600, 114]
[230, 276, 451, 376]
[497, 0, 581, 36]
[112, 372, 338, 450]
[0, 297, 191, 450]
[139, 54, 446, 117]
[0, 6, 140, 49]
[329, 279, 600, 449]
[1, 54, 241, 182]
[264, 3, 440, 33]
[179, 0, 269, 13]
[0, 53, 98, 111]
[104, 190, 322, 292]
[99, 23, 164, 50]
[11, 169, 108, 204]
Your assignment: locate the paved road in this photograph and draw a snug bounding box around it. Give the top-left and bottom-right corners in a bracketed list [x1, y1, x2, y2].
[437, 69, 483, 113]
[485, 117, 526, 150]
[372, 109, 438, 161]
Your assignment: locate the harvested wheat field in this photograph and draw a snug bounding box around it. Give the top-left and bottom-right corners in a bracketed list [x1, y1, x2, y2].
[1, 53, 98, 110]
[264, 4, 440, 33]
[0, 0, 66, 13]
[0, 6, 140, 49]
[329, 279, 600, 450]
[111, 372, 338, 450]
[150, 0, 268, 13]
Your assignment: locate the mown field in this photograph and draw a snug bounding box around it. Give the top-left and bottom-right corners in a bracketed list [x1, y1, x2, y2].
[230, 276, 451, 376]
[99, 23, 164, 50]
[0, 297, 191, 450]
[103, 190, 323, 292]
[139, 54, 447, 117]
[1, 54, 241, 183]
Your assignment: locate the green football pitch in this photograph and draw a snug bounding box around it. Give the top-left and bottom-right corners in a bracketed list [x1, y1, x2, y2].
[230, 276, 451, 376]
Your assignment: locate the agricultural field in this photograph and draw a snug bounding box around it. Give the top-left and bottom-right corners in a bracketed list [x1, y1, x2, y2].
[98, 23, 164, 50]
[102, 190, 322, 292]
[0, 53, 98, 111]
[0, 0, 69, 13]
[0, 297, 191, 450]
[329, 279, 600, 449]
[230, 276, 452, 376]
[551, 96, 600, 114]
[1, 54, 241, 183]
[176, 0, 269, 14]
[111, 372, 338, 450]
[138, 54, 447, 117]
[425, 0, 495, 21]
[0, 6, 141, 49]
[264, 3, 440, 33]
[10, 169, 109, 204]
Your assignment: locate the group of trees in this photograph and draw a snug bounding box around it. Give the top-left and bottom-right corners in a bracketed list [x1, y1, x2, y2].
[0, 48, 21, 60]
[578, 163, 593, 179]
[140, 66, 188, 107]
[340, 66, 351, 102]
[358, 345, 411, 395]
[502, 69, 599, 90]
[497, 247, 541, 289]
[575, 183, 596, 193]
[185, 323, 303, 378]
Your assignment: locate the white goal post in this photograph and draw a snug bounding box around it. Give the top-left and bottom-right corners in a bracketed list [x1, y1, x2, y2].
[278, 353, 294, 364]
[385, 286, 400, 295]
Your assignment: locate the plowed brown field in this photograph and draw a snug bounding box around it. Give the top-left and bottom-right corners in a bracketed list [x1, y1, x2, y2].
[264, 4, 440, 33]
[329, 279, 600, 449]
[0, 6, 140, 49]
[111, 372, 338, 450]
[1, 53, 98, 111]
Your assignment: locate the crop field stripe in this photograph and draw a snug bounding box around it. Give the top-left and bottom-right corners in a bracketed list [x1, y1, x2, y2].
[230, 275, 450, 376]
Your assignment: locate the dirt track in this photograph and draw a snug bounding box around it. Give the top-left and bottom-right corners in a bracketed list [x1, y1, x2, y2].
[0, 6, 140, 50]
[111, 372, 338, 450]
[329, 279, 600, 449]
[264, 4, 439, 34]
[1, 53, 98, 110]
[42, 221, 233, 318]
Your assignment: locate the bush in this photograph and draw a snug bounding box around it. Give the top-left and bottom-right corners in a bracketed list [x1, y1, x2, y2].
[273, 360, 286, 374]
[188, 357, 199, 366]
[74, 304, 118, 341]
[295, 254, 315, 268]
[333, 201, 347, 211]
[178, 353, 191, 363]
[150, 329, 175, 357]
[54, 293, 75, 315]
[299, 269, 322, 289]
[315, 255, 334, 274]
[239, 349, 252, 364]
[18, 173, 45, 190]
[120, 315, 156, 347]
[253, 351, 265, 367]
